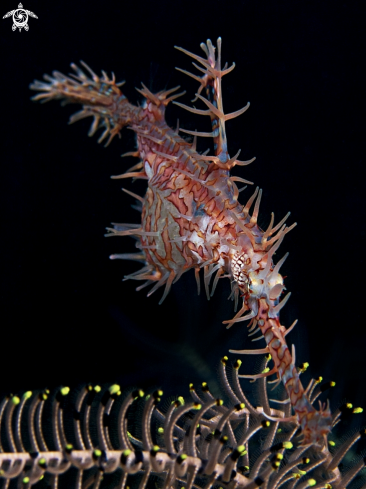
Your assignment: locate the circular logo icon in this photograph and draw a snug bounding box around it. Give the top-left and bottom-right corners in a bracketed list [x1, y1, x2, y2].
[3, 3, 38, 31]
[12, 8, 28, 30]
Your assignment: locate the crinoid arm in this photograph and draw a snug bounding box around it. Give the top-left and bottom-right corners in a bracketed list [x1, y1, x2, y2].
[0, 356, 363, 489]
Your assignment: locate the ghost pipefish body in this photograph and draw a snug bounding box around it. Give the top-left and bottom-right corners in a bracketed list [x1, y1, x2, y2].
[30, 38, 332, 444]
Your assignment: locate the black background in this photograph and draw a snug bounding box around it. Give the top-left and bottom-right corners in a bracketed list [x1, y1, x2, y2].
[1, 0, 365, 420]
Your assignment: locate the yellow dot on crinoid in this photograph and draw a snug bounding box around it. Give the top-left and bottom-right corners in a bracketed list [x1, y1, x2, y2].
[282, 441, 293, 449]
[109, 384, 120, 395]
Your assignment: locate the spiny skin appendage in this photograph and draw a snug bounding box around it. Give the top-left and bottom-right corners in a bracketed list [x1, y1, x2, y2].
[30, 38, 331, 445]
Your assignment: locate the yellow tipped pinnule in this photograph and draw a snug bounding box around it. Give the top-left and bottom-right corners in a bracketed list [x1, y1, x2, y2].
[134, 389, 144, 399]
[177, 396, 185, 405]
[307, 479, 316, 487]
[299, 362, 309, 373]
[22, 477, 30, 484]
[109, 384, 120, 395]
[234, 359, 242, 369]
[157, 427, 164, 434]
[93, 449, 102, 457]
[60, 386, 70, 396]
[216, 399, 224, 406]
[121, 449, 132, 464]
[353, 407, 363, 414]
[94, 385, 102, 392]
[328, 440, 336, 446]
[23, 391, 32, 400]
[262, 367, 270, 373]
[12, 396, 20, 405]
[193, 403, 202, 410]
[282, 441, 293, 449]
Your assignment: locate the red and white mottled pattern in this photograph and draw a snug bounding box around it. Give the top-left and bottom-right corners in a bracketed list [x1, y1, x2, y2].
[30, 38, 332, 445]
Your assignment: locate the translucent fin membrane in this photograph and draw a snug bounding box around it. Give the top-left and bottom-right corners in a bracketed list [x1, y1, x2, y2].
[0, 359, 363, 489]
